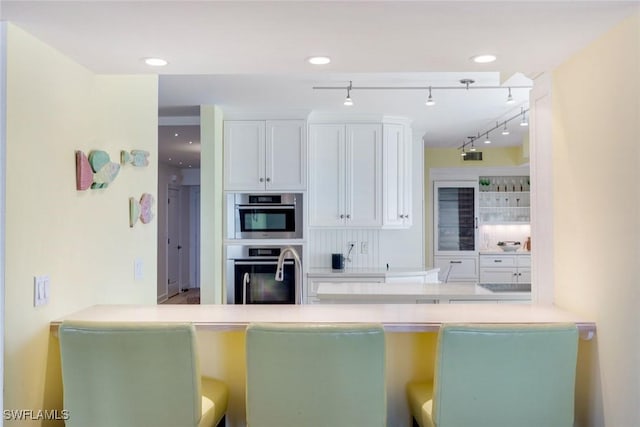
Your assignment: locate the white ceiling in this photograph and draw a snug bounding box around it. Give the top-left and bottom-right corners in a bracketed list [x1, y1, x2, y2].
[3, 1, 638, 168]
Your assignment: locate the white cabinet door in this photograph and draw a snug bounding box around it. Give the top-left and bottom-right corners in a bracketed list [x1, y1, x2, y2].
[346, 124, 382, 227]
[518, 268, 531, 283]
[480, 267, 518, 284]
[224, 121, 265, 191]
[382, 124, 412, 228]
[265, 120, 306, 190]
[309, 124, 345, 227]
[309, 123, 381, 227]
[225, 120, 306, 191]
[434, 256, 478, 282]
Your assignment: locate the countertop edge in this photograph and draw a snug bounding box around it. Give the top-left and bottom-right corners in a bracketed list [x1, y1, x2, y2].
[49, 304, 596, 339]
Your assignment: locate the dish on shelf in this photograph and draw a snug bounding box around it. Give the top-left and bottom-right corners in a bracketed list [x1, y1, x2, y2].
[497, 241, 521, 252]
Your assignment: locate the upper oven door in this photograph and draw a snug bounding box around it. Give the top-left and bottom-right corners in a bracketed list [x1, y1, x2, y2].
[234, 194, 302, 239]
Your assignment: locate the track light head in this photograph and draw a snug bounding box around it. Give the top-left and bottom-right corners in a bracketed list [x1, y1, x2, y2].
[484, 133, 491, 144]
[502, 121, 510, 135]
[344, 80, 354, 106]
[425, 86, 435, 106]
[506, 87, 514, 104]
[520, 107, 528, 126]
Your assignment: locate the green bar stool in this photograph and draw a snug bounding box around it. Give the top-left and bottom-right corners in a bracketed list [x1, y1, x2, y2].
[59, 321, 228, 427]
[246, 323, 386, 427]
[407, 323, 579, 427]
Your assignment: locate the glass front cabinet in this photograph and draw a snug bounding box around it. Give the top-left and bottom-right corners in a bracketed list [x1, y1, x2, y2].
[434, 181, 478, 253]
[433, 181, 479, 282]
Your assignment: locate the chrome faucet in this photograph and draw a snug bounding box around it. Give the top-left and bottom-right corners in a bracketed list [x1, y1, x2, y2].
[274, 247, 302, 304]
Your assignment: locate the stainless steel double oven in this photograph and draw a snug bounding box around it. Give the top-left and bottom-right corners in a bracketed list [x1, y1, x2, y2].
[226, 193, 303, 305]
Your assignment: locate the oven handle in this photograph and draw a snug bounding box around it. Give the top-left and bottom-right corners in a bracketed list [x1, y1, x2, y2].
[236, 205, 295, 210]
[234, 260, 294, 266]
[242, 273, 250, 305]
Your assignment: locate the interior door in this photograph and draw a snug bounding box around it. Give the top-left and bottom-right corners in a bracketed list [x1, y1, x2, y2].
[167, 187, 180, 298]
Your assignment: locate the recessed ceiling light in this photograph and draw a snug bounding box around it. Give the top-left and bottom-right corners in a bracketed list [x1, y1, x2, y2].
[188, 141, 193, 144]
[174, 133, 179, 137]
[307, 56, 331, 65]
[144, 57, 168, 67]
[471, 54, 497, 64]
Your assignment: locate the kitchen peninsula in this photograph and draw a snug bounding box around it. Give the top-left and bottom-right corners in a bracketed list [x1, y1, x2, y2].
[50, 304, 595, 426]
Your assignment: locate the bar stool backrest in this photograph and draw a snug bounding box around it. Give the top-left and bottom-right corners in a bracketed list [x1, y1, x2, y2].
[246, 323, 386, 427]
[433, 323, 579, 427]
[59, 321, 202, 427]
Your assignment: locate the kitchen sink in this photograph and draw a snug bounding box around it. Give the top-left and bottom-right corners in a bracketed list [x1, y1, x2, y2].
[479, 283, 531, 293]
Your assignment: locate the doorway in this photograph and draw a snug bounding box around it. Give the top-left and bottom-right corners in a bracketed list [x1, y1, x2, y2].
[167, 186, 180, 298]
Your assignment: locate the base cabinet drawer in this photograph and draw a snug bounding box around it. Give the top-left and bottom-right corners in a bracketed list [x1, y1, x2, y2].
[480, 268, 518, 284]
[434, 256, 478, 282]
[479, 254, 531, 285]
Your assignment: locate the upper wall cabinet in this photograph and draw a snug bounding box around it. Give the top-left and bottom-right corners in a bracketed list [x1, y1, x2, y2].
[224, 120, 307, 191]
[309, 123, 382, 227]
[382, 123, 412, 228]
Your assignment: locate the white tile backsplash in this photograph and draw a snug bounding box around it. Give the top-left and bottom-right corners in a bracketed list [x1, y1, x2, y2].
[308, 229, 381, 268]
[480, 224, 531, 250]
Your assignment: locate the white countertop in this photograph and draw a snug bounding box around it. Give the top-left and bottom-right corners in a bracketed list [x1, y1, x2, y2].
[315, 282, 530, 302]
[307, 267, 439, 278]
[50, 304, 595, 338]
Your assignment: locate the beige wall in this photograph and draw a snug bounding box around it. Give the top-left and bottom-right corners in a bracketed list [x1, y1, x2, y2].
[4, 24, 158, 424]
[552, 11, 639, 426]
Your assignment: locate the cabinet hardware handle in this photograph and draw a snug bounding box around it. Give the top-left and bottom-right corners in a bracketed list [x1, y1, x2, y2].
[259, 178, 265, 182]
[346, 214, 351, 219]
[450, 261, 462, 264]
[266, 177, 271, 182]
[340, 214, 345, 219]
[475, 217, 478, 229]
[494, 260, 502, 263]
[405, 214, 409, 219]
[399, 214, 405, 219]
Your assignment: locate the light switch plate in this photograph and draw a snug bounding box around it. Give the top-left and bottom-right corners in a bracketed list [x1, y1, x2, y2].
[134, 258, 144, 280]
[34, 275, 50, 307]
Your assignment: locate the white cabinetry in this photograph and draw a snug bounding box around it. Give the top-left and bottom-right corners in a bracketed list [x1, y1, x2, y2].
[224, 120, 306, 191]
[382, 123, 412, 228]
[479, 253, 531, 285]
[433, 256, 478, 283]
[309, 123, 382, 227]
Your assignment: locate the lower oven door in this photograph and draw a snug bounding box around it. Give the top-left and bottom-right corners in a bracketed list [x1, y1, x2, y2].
[234, 260, 296, 304]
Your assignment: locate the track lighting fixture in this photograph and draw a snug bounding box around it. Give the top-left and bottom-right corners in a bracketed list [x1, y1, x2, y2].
[506, 87, 514, 104]
[484, 132, 491, 144]
[425, 86, 435, 106]
[519, 107, 528, 126]
[469, 142, 476, 152]
[344, 80, 353, 106]
[313, 79, 531, 107]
